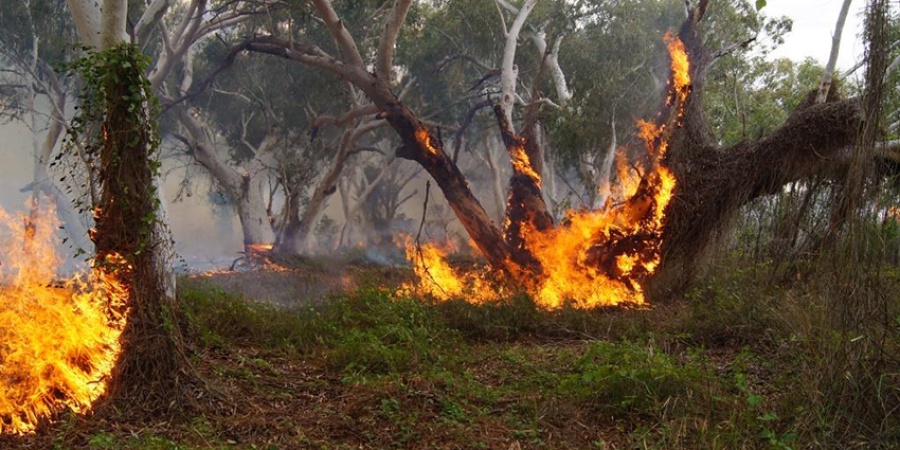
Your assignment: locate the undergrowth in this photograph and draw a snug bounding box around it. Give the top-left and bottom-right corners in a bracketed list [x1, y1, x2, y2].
[9, 258, 897, 450]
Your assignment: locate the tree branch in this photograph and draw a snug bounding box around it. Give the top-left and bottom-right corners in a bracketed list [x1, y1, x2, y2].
[376, 0, 412, 82]
[310, 0, 366, 69]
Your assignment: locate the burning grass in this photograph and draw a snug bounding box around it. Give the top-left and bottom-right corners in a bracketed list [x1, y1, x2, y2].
[0, 203, 128, 435]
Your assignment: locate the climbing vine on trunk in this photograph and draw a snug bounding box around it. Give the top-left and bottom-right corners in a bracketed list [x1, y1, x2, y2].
[63, 43, 189, 410]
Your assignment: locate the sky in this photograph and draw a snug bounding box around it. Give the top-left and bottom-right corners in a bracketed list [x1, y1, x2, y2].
[764, 0, 867, 72]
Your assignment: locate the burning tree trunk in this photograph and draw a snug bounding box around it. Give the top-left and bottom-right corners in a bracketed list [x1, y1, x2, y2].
[91, 44, 187, 407]
[66, 0, 189, 410]
[241, 0, 877, 305]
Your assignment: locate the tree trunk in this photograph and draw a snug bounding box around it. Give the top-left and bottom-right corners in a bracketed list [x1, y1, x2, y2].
[66, 0, 189, 410]
[235, 173, 274, 249]
[816, 0, 855, 104]
[274, 125, 357, 255]
[494, 105, 552, 269]
[648, 2, 865, 297]
[172, 106, 274, 249]
[92, 43, 187, 410]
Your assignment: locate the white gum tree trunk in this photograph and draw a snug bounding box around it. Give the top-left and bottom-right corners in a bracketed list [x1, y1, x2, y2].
[498, 0, 537, 127]
[816, 0, 854, 103]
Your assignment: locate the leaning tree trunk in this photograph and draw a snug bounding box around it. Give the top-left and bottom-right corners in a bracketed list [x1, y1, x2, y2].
[648, 1, 865, 297]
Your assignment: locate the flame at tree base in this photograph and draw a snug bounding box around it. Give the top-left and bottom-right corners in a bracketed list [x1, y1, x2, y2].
[400, 33, 688, 309]
[0, 202, 128, 435]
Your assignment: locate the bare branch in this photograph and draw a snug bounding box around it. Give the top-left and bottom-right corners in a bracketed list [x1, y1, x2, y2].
[241, 35, 373, 86]
[398, 76, 416, 101]
[711, 35, 757, 60]
[531, 30, 572, 106]
[376, 0, 413, 82]
[494, 0, 519, 15]
[311, 104, 380, 130]
[499, 0, 538, 127]
[816, 0, 854, 104]
[134, 0, 171, 47]
[310, 0, 366, 69]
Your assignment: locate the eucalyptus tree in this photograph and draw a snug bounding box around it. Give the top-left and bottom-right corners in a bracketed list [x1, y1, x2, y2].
[233, 0, 894, 298]
[61, 0, 190, 410]
[0, 0, 89, 249]
[178, 0, 401, 255]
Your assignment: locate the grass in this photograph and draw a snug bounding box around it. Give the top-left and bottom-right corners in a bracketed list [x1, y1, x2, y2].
[2, 258, 899, 449]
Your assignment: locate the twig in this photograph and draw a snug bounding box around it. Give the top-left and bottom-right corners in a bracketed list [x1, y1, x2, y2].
[414, 180, 447, 294]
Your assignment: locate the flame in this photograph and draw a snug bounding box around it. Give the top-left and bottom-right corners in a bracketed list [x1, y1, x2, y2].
[415, 128, 440, 157]
[401, 34, 690, 309]
[664, 32, 691, 112]
[399, 236, 502, 304]
[510, 141, 542, 187]
[247, 243, 273, 252]
[0, 201, 127, 435]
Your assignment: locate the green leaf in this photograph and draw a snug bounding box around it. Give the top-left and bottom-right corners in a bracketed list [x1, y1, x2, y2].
[747, 394, 763, 407]
[755, 0, 766, 10]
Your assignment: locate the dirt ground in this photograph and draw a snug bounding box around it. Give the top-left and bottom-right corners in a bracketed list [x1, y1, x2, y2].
[189, 254, 413, 307]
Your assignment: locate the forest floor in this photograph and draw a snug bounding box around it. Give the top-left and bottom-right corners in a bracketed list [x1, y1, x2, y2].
[3, 255, 899, 449]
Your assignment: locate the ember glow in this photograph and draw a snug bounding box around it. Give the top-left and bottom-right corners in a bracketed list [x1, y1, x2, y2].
[0, 202, 127, 435]
[402, 34, 691, 309]
[415, 128, 441, 156]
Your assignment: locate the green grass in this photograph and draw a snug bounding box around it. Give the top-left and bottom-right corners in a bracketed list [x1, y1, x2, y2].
[12, 259, 898, 450]
[173, 270, 900, 448]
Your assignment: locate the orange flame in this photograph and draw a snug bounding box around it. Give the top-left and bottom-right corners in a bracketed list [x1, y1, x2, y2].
[0, 202, 128, 435]
[399, 236, 505, 304]
[415, 128, 440, 157]
[664, 32, 691, 112]
[402, 34, 691, 309]
[510, 142, 542, 187]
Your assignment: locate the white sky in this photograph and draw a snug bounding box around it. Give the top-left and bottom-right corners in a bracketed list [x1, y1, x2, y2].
[763, 0, 867, 71]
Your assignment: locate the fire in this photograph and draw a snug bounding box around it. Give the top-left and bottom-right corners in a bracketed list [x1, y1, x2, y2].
[399, 236, 503, 304]
[401, 33, 691, 309]
[510, 141, 542, 187]
[0, 201, 127, 435]
[664, 32, 691, 109]
[415, 128, 440, 157]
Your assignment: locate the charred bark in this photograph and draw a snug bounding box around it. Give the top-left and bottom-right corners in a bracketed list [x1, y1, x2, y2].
[493, 105, 552, 270]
